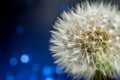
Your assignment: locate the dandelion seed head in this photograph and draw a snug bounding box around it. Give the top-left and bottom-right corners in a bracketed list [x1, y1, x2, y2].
[116, 36, 120, 41]
[109, 29, 113, 34]
[75, 28, 114, 54]
[50, 1, 120, 80]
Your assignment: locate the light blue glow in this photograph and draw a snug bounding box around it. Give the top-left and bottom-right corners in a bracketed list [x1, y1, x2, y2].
[20, 54, 29, 63]
[42, 66, 53, 77]
[7, 75, 15, 80]
[55, 66, 64, 75]
[16, 26, 24, 34]
[32, 63, 40, 72]
[46, 77, 54, 80]
[9, 57, 18, 66]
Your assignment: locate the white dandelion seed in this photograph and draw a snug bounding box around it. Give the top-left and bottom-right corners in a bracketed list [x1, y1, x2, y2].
[50, 1, 120, 80]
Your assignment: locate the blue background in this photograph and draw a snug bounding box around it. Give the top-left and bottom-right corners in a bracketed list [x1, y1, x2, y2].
[0, 0, 119, 80]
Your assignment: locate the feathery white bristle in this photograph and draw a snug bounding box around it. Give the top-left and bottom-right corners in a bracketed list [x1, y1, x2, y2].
[50, 1, 120, 80]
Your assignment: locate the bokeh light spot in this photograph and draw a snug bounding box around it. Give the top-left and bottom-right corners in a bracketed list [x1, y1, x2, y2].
[7, 75, 15, 80]
[20, 54, 30, 63]
[9, 57, 18, 66]
[46, 77, 54, 80]
[16, 26, 24, 34]
[42, 66, 53, 77]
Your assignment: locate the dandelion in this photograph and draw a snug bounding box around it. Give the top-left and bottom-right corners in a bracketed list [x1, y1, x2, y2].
[50, 1, 120, 80]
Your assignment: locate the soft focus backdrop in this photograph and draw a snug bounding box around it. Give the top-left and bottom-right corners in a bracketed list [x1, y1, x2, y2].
[0, 0, 120, 80]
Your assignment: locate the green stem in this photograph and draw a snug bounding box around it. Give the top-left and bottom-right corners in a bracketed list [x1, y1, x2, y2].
[92, 50, 115, 80]
[93, 70, 116, 80]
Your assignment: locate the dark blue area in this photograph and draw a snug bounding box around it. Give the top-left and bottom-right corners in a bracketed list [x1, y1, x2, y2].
[1, 0, 119, 80]
[16, 26, 24, 35]
[61, 4, 69, 11]
[0, 0, 75, 80]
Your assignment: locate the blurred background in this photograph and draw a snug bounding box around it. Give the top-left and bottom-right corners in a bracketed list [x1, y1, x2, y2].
[0, 0, 120, 80]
